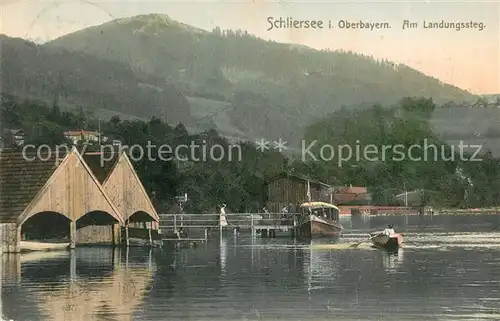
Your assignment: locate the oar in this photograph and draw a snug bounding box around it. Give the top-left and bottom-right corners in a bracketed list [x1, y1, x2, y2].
[350, 234, 375, 248]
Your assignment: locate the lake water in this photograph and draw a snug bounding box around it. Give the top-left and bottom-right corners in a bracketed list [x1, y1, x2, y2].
[2, 214, 500, 321]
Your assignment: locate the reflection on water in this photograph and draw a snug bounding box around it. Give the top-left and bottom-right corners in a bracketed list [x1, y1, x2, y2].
[2, 247, 154, 321]
[2, 216, 500, 321]
[381, 249, 404, 274]
[220, 237, 227, 275]
[305, 244, 341, 293]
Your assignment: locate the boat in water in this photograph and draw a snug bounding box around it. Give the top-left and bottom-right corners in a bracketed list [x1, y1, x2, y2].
[296, 202, 343, 238]
[370, 232, 404, 251]
[20, 241, 69, 252]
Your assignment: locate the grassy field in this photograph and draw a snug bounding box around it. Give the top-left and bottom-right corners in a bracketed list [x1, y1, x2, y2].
[430, 107, 500, 156]
[186, 96, 248, 139]
[94, 108, 148, 121]
[430, 107, 500, 135]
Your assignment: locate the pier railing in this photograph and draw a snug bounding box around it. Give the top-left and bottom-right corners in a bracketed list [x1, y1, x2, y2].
[158, 212, 299, 240]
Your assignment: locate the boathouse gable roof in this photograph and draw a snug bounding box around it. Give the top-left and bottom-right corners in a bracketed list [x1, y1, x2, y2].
[123, 153, 158, 222]
[103, 151, 159, 222]
[82, 151, 120, 184]
[71, 149, 123, 224]
[0, 148, 67, 223]
[13, 147, 124, 225]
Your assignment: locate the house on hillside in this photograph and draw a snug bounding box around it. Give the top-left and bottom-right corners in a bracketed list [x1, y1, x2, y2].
[332, 185, 372, 205]
[2, 129, 24, 147]
[265, 173, 333, 213]
[64, 130, 100, 145]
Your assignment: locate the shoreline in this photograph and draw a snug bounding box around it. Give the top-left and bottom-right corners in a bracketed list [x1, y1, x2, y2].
[340, 209, 500, 217]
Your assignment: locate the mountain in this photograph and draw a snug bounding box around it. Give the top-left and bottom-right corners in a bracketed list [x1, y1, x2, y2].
[0, 35, 192, 125]
[5, 13, 477, 144]
[46, 14, 477, 143]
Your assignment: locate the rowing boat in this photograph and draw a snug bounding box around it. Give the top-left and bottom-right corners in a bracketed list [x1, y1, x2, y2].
[370, 232, 404, 251]
[20, 241, 69, 252]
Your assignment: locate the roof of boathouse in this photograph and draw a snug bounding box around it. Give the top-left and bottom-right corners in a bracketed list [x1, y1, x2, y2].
[93, 150, 160, 223]
[82, 151, 120, 184]
[0, 148, 68, 223]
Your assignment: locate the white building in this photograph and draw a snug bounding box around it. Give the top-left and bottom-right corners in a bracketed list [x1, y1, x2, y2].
[63, 130, 99, 145]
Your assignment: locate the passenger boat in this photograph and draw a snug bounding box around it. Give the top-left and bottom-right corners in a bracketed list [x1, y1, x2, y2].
[296, 201, 343, 238]
[370, 232, 404, 251]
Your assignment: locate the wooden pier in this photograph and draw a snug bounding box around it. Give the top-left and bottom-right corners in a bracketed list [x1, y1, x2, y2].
[158, 212, 299, 242]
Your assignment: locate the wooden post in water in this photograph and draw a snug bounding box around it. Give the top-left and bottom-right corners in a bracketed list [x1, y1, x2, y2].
[219, 212, 223, 242]
[69, 221, 76, 249]
[15, 225, 21, 253]
[70, 250, 76, 281]
[148, 247, 153, 269]
[125, 219, 130, 247]
[204, 228, 208, 241]
[148, 222, 152, 246]
[251, 213, 254, 237]
[112, 223, 121, 246]
[1, 223, 18, 253]
[125, 244, 129, 268]
[293, 214, 297, 238]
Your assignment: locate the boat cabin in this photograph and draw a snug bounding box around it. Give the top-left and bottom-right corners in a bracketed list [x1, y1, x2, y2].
[300, 202, 340, 222]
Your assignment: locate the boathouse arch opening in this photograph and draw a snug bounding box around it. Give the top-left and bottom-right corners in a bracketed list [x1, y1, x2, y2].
[76, 210, 120, 245]
[77, 210, 119, 229]
[128, 210, 155, 223]
[127, 210, 157, 229]
[20, 211, 71, 242]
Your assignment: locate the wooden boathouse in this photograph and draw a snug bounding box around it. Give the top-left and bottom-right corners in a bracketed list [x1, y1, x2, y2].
[84, 151, 160, 245]
[0, 147, 160, 253]
[265, 173, 333, 213]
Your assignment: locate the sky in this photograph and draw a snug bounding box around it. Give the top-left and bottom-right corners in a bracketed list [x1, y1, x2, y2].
[1, 0, 499, 94]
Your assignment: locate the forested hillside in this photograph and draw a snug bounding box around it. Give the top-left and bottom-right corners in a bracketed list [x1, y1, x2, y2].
[304, 97, 500, 207]
[0, 94, 289, 213]
[46, 14, 476, 143]
[3, 14, 499, 209]
[2, 95, 499, 209]
[0, 35, 192, 126]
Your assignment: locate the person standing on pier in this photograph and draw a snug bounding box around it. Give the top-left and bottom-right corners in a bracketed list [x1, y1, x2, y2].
[220, 203, 228, 227]
[280, 205, 289, 225]
[263, 206, 271, 222]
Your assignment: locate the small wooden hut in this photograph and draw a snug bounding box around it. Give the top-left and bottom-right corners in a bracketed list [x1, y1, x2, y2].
[265, 173, 333, 213]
